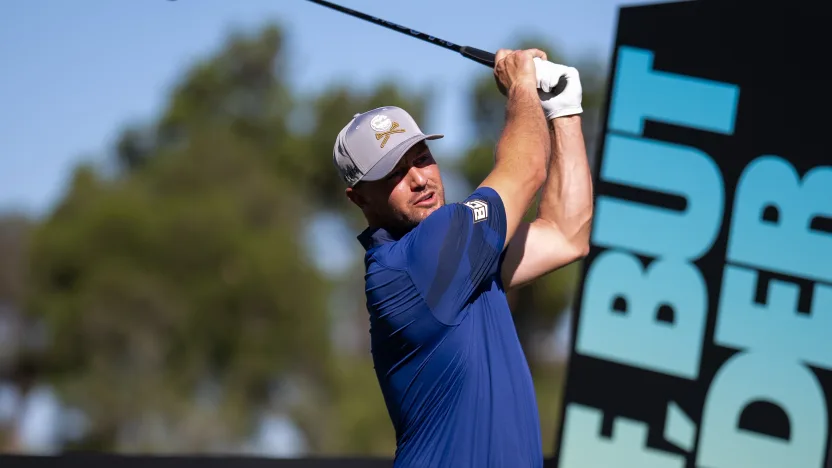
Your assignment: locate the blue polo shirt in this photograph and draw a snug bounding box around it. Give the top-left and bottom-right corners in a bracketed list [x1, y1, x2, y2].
[357, 187, 542, 468]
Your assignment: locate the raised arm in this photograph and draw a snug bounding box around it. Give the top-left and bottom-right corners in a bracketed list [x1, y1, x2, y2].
[501, 63, 594, 290]
[401, 49, 556, 324]
[478, 49, 551, 249]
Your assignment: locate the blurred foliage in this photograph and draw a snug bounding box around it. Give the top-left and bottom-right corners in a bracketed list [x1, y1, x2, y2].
[0, 214, 31, 306]
[0, 24, 606, 457]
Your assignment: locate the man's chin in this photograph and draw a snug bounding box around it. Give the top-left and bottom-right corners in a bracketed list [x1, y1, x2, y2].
[416, 203, 440, 219]
[389, 200, 443, 232]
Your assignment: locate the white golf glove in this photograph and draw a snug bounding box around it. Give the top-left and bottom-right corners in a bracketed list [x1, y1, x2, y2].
[534, 57, 583, 120]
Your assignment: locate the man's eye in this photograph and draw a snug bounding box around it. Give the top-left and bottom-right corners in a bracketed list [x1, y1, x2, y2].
[413, 155, 433, 167]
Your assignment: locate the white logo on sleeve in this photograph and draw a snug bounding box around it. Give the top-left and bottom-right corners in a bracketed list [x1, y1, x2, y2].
[463, 199, 488, 223]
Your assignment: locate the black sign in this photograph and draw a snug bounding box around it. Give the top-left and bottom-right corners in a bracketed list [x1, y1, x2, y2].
[553, 1, 831, 467]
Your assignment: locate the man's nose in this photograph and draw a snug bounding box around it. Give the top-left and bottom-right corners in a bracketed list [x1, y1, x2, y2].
[408, 167, 428, 189]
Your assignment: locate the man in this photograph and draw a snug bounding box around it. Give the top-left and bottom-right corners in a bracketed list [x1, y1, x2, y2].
[332, 48, 593, 467]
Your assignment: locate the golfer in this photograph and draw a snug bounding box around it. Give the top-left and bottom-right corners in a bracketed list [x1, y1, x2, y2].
[332, 48, 593, 467]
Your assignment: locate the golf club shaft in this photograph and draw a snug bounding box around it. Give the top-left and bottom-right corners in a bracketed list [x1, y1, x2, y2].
[305, 0, 496, 67]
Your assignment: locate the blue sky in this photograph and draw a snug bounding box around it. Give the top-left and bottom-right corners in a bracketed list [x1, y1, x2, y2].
[0, 0, 665, 217]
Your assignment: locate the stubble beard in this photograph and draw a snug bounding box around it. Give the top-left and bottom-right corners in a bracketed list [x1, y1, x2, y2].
[384, 188, 445, 236]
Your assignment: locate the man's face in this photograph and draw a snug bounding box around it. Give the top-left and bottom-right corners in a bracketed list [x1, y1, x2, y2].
[349, 142, 445, 233]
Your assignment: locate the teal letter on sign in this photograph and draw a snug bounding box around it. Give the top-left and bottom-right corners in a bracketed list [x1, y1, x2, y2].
[593, 134, 724, 260]
[727, 156, 832, 284]
[717, 266, 832, 371]
[559, 404, 684, 468]
[697, 351, 828, 468]
[608, 46, 740, 135]
[576, 250, 707, 379]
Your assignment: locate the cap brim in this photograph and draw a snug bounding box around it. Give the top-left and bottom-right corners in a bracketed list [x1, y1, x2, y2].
[358, 133, 444, 184]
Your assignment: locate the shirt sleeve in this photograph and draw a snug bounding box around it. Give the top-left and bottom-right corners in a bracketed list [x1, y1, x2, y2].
[404, 186, 507, 325]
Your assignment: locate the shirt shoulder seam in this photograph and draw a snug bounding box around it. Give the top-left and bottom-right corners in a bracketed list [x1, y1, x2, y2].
[369, 248, 457, 329]
[404, 263, 462, 329]
[368, 248, 407, 272]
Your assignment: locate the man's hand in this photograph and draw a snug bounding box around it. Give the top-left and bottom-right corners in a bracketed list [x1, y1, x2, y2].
[534, 58, 583, 120]
[493, 48, 548, 96]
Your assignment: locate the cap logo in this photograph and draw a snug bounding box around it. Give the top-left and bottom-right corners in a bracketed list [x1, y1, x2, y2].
[370, 115, 392, 132]
[374, 121, 406, 148]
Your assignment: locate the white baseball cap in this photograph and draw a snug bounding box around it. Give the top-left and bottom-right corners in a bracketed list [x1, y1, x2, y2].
[333, 106, 444, 187]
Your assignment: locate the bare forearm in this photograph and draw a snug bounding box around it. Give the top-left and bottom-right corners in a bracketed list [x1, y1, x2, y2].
[480, 83, 550, 246]
[495, 84, 550, 179]
[536, 115, 593, 246]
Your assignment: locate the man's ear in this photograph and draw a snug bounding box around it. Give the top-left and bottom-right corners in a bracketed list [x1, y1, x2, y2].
[345, 186, 365, 209]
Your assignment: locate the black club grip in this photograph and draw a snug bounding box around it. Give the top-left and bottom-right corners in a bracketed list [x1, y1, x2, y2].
[459, 46, 496, 68]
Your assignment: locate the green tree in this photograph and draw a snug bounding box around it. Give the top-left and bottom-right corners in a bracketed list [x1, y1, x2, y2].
[24, 26, 333, 453]
[0, 214, 32, 306]
[0, 213, 36, 452]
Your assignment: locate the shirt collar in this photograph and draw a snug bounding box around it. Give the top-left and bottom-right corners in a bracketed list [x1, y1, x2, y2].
[357, 226, 402, 251]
